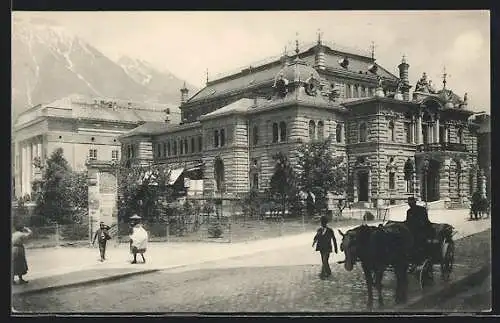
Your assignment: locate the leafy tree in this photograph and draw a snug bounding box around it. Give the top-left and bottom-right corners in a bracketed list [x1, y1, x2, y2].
[116, 164, 174, 223]
[268, 152, 298, 217]
[296, 138, 348, 217]
[237, 188, 262, 220]
[32, 148, 88, 224]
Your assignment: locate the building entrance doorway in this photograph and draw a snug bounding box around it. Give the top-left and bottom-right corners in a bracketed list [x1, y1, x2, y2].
[422, 159, 440, 202]
[357, 171, 369, 202]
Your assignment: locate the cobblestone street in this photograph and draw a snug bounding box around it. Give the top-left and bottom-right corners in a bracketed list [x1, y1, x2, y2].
[12, 229, 490, 313]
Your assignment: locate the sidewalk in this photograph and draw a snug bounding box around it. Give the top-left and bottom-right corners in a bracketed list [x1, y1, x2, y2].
[13, 208, 490, 295]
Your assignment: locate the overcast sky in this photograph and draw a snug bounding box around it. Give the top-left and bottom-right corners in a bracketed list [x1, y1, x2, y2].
[13, 10, 490, 113]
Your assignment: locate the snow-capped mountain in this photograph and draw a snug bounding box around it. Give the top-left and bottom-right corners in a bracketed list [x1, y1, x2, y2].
[11, 17, 198, 122]
[117, 55, 196, 104]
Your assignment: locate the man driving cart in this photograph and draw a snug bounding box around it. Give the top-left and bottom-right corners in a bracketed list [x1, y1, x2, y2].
[405, 196, 433, 264]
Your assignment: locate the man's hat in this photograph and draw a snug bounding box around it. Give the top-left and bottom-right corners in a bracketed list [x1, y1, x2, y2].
[129, 215, 142, 220]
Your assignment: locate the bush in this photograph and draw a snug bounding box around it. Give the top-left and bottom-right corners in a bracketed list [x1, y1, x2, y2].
[208, 222, 223, 238]
[363, 211, 375, 221]
[60, 224, 89, 241]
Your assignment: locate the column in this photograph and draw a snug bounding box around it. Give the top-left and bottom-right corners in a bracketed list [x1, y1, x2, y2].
[416, 113, 423, 144]
[411, 116, 416, 144]
[435, 115, 440, 143]
[37, 138, 42, 159]
[27, 143, 33, 195]
[21, 143, 27, 196]
[353, 171, 358, 202]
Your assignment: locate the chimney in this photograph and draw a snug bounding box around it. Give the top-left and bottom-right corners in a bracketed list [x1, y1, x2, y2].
[180, 81, 189, 105]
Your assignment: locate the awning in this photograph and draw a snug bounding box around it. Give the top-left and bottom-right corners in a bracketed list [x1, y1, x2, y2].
[168, 167, 185, 185]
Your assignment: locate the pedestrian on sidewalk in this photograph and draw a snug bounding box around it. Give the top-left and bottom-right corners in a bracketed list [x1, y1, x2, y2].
[312, 215, 338, 280]
[12, 226, 33, 284]
[129, 215, 148, 264]
[92, 222, 112, 262]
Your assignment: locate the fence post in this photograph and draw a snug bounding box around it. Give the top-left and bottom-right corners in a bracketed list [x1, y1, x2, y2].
[55, 223, 60, 248]
[166, 222, 169, 243]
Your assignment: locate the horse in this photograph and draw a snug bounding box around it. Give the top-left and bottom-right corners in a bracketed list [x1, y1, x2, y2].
[338, 223, 414, 309]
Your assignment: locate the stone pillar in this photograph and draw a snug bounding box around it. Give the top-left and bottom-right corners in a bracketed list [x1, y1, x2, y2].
[440, 159, 450, 199]
[416, 113, 423, 144]
[37, 139, 42, 159]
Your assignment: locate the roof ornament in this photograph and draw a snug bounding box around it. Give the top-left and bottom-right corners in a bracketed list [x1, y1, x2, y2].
[442, 66, 448, 89]
[370, 41, 376, 62]
[317, 28, 323, 45]
[206, 68, 209, 84]
[401, 54, 407, 64]
[295, 32, 300, 60]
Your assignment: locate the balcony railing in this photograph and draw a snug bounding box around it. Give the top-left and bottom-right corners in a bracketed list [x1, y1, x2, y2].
[416, 142, 468, 153]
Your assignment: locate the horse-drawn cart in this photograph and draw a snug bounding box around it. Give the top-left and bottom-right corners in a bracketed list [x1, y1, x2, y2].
[386, 221, 456, 289]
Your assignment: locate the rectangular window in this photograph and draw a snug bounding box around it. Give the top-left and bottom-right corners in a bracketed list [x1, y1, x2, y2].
[163, 143, 167, 157]
[111, 150, 119, 160]
[180, 139, 184, 155]
[198, 136, 203, 152]
[157, 143, 162, 157]
[389, 172, 395, 190]
[404, 122, 411, 143]
[191, 138, 195, 153]
[89, 149, 97, 160]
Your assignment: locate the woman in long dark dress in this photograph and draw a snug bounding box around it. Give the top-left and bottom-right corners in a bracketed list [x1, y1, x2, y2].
[12, 226, 32, 284]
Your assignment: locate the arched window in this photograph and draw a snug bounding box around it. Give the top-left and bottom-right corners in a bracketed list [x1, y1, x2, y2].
[272, 123, 279, 143]
[317, 121, 324, 140]
[191, 137, 195, 153]
[309, 120, 316, 141]
[458, 128, 464, 144]
[167, 141, 171, 156]
[214, 130, 219, 147]
[253, 126, 259, 145]
[214, 157, 225, 192]
[220, 129, 226, 147]
[359, 122, 368, 142]
[389, 120, 395, 141]
[173, 140, 177, 155]
[198, 136, 203, 152]
[336, 123, 342, 143]
[279, 122, 287, 142]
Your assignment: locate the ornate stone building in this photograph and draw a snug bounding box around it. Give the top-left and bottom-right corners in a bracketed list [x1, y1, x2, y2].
[13, 94, 177, 199]
[120, 37, 485, 208]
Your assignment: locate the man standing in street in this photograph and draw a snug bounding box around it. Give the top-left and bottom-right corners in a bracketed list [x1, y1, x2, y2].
[92, 222, 111, 262]
[312, 215, 338, 279]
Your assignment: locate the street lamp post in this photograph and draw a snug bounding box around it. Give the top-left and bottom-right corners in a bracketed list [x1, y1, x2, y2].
[423, 158, 430, 210]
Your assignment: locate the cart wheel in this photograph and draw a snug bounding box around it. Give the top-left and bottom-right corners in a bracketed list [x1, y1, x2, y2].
[440, 241, 454, 281]
[419, 259, 434, 289]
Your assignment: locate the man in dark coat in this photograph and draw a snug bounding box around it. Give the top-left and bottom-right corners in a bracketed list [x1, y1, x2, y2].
[312, 215, 338, 279]
[405, 197, 432, 261]
[92, 222, 111, 262]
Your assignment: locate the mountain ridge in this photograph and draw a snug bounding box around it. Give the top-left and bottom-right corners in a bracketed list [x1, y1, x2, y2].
[12, 18, 198, 123]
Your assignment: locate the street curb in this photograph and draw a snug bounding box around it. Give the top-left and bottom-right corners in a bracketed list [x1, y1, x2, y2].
[13, 269, 161, 296]
[399, 264, 491, 311]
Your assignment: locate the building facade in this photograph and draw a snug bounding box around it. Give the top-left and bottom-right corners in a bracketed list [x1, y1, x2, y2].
[120, 38, 485, 208]
[13, 94, 178, 199]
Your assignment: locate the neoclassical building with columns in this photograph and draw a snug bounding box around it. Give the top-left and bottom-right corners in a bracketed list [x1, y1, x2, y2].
[120, 37, 485, 209]
[13, 94, 176, 199]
